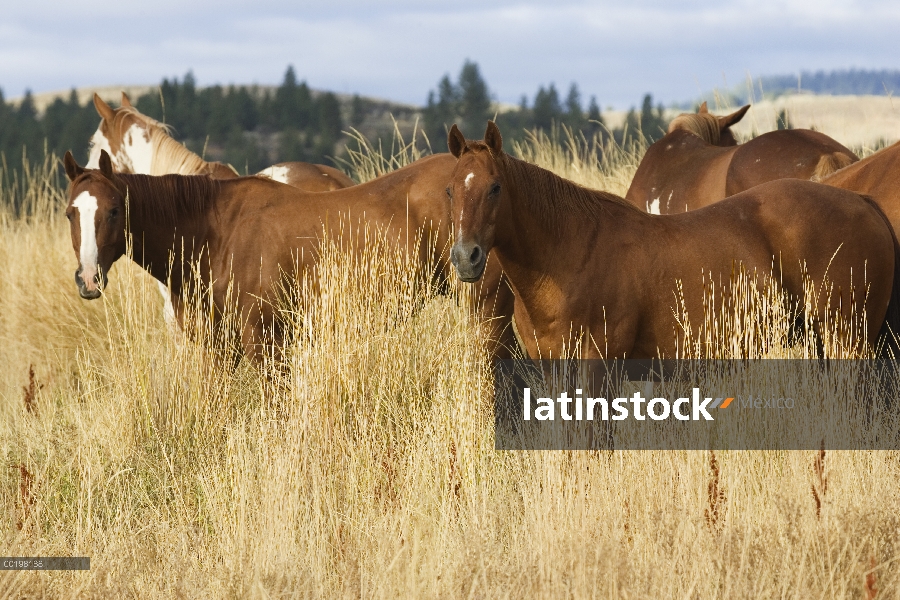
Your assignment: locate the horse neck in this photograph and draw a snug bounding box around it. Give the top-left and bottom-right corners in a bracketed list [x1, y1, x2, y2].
[823, 141, 900, 187]
[493, 153, 643, 292]
[147, 127, 217, 176]
[117, 173, 217, 283]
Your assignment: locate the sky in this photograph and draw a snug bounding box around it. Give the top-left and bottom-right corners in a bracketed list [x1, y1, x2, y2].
[2, 0, 899, 109]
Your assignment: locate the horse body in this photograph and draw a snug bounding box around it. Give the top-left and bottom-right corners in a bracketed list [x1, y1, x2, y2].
[448, 123, 897, 359]
[823, 141, 900, 231]
[727, 129, 858, 193]
[626, 104, 859, 214]
[88, 93, 353, 192]
[626, 130, 734, 214]
[257, 162, 355, 190]
[65, 150, 514, 362]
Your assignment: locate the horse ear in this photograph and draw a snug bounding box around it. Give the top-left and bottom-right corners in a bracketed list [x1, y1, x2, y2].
[93, 93, 115, 121]
[448, 124, 466, 158]
[98, 149, 114, 179]
[63, 151, 84, 181]
[718, 104, 750, 129]
[698, 101, 708, 113]
[484, 121, 503, 154]
[121, 92, 132, 107]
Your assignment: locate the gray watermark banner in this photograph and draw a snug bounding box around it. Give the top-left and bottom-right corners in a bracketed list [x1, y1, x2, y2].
[494, 359, 900, 450]
[0, 557, 90, 570]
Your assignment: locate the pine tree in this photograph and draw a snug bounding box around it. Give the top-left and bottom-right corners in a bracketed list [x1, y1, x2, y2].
[424, 74, 460, 148]
[315, 92, 343, 157]
[350, 94, 366, 128]
[586, 96, 606, 140]
[458, 60, 491, 133]
[564, 83, 583, 128]
[533, 84, 562, 130]
[274, 66, 313, 130]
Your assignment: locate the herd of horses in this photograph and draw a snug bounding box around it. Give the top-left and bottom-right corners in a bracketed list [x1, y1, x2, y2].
[63, 93, 900, 363]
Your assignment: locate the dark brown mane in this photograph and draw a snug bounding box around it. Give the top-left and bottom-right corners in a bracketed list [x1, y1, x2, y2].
[479, 144, 642, 234]
[109, 173, 221, 225]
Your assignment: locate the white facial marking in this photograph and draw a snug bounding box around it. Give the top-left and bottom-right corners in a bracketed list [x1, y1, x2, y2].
[647, 197, 661, 215]
[73, 191, 100, 287]
[257, 165, 291, 184]
[86, 127, 112, 169]
[122, 123, 153, 173]
[464, 172, 475, 189]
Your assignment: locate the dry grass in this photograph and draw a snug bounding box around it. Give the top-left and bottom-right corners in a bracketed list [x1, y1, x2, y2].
[1, 138, 899, 599]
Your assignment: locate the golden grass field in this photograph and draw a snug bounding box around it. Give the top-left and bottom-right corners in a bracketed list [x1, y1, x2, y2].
[1, 131, 899, 598]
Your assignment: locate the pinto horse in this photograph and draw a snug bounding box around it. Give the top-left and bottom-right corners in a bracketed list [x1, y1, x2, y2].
[447, 122, 900, 359]
[64, 149, 514, 362]
[88, 93, 354, 191]
[626, 103, 858, 214]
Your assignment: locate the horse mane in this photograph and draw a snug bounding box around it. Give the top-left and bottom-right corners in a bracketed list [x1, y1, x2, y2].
[111, 106, 238, 177]
[492, 147, 642, 235]
[667, 113, 722, 145]
[114, 172, 222, 225]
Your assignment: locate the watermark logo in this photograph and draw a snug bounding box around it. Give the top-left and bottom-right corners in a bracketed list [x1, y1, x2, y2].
[522, 388, 734, 422]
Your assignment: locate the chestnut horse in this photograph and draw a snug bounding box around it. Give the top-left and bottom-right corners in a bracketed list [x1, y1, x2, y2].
[822, 140, 900, 232]
[64, 149, 514, 363]
[626, 103, 858, 214]
[88, 93, 354, 191]
[448, 122, 900, 359]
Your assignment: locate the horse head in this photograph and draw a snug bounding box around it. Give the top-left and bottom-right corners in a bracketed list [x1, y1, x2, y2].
[64, 149, 128, 299]
[447, 121, 505, 283]
[667, 101, 750, 146]
[87, 93, 154, 173]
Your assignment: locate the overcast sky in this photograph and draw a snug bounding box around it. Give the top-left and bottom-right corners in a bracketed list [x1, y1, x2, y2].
[2, 0, 898, 108]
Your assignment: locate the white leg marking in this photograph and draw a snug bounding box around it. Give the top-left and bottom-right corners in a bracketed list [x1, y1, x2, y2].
[647, 197, 661, 215]
[73, 191, 99, 287]
[257, 165, 291, 184]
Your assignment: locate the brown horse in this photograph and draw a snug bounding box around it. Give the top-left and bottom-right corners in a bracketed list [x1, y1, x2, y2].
[822, 140, 900, 232]
[89, 93, 354, 190]
[626, 104, 858, 214]
[447, 122, 900, 359]
[64, 149, 514, 362]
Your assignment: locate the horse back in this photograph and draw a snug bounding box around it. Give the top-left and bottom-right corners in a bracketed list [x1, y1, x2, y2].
[726, 129, 858, 195]
[619, 180, 891, 354]
[626, 129, 735, 214]
[824, 142, 900, 235]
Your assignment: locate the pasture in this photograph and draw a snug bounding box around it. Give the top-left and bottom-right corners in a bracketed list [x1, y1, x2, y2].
[1, 131, 899, 598]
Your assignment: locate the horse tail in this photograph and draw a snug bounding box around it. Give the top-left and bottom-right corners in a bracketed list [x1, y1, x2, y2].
[811, 152, 856, 182]
[860, 195, 900, 355]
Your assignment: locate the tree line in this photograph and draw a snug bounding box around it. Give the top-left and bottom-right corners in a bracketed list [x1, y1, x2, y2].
[423, 60, 669, 151]
[0, 67, 355, 175]
[0, 62, 669, 176]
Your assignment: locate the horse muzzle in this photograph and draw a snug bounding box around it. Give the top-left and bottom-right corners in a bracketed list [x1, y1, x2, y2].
[450, 241, 486, 283]
[75, 267, 106, 300]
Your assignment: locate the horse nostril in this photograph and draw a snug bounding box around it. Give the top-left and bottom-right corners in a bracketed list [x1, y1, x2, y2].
[469, 245, 482, 264]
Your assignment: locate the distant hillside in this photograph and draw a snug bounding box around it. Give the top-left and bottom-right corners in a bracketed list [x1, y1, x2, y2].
[756, 69, 900, 97]
[698, 69, 900, 106]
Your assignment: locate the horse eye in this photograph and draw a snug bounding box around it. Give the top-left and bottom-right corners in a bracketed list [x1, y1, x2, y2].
[108, 208, 119, 220]
[446, 187, 452, 199]
[490, 183, 501, 196]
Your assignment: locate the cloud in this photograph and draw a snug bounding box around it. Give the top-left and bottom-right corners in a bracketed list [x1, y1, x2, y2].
[2, 1, 899, 107]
